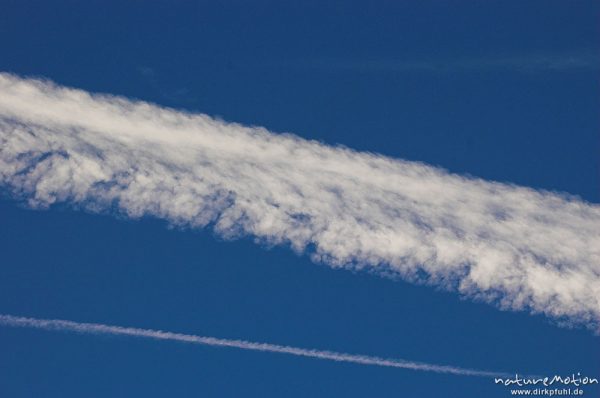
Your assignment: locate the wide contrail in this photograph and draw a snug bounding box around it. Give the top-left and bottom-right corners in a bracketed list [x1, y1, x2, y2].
[0, 73, 599, 329]
[0, 314, 509, 377]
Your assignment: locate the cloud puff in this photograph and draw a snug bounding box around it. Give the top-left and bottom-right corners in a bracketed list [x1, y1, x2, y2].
[0, 73, 599, 329]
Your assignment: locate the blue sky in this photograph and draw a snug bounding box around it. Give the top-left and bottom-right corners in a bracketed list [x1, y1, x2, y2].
[0, 1, 598, 397]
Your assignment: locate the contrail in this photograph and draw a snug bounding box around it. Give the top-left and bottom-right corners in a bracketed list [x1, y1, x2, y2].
[0, 73, 599, 329]
[0, 314, 509, 377]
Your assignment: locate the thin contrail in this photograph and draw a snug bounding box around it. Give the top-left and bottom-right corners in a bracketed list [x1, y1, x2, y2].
[0, 314, 509, 378]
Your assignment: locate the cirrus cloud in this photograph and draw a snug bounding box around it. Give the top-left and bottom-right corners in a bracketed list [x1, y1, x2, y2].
[0, 73, 599, 330]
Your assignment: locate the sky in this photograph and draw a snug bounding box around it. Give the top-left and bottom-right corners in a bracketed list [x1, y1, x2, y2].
[0, 1, 599, 397]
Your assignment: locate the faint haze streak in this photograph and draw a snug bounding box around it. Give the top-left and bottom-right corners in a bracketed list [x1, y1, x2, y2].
[0, 73, 599, 329]
[0, 314, 509, 377]
[292, 51, 600, 73]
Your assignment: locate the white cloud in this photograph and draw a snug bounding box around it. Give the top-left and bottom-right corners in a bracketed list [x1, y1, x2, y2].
[0, 73, 599, 330]
[0, 314, 510, 377]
